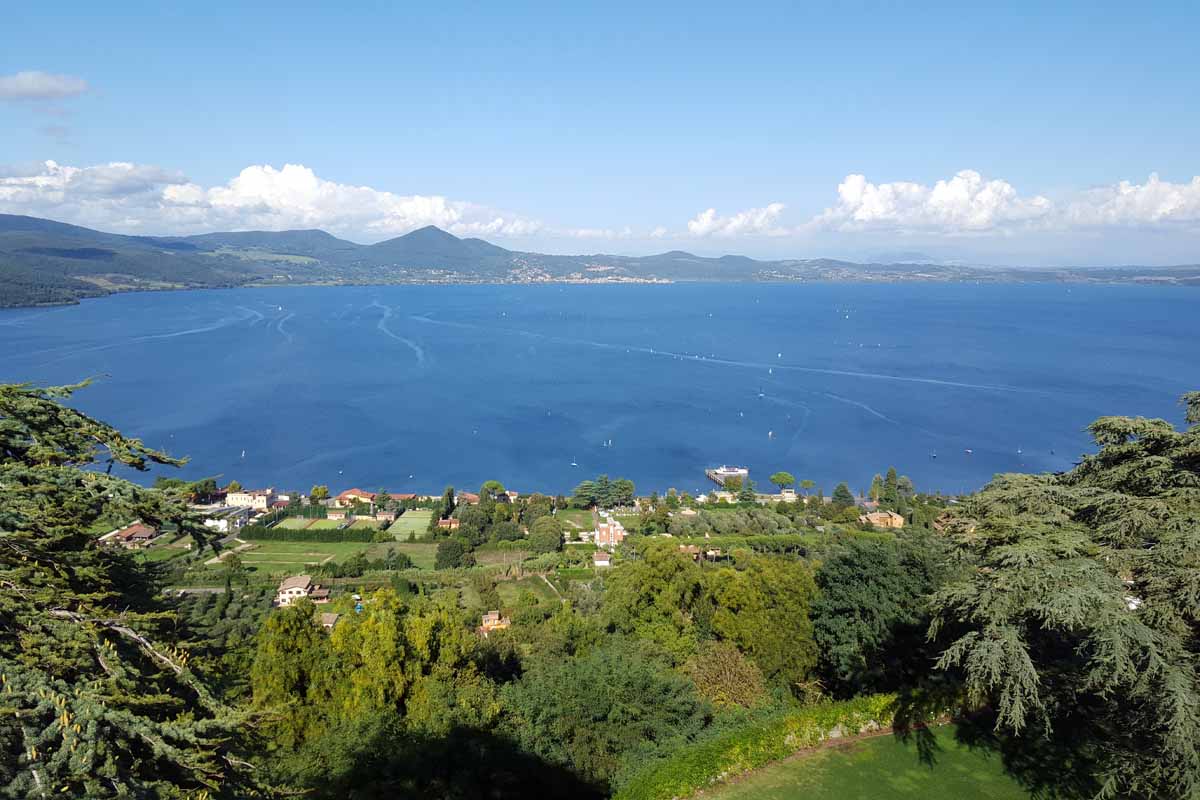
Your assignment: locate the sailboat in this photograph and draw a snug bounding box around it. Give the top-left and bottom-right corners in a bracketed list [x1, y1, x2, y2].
[570, 457, 578, 467]
[240, 449, 245, 459]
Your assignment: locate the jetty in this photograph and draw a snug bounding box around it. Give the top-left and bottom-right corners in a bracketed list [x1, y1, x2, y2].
[706, 465, 749, 487]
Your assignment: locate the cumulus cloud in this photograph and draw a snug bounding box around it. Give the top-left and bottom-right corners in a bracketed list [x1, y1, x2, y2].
[813, 170, 1052, 233]
[0, 71, 89, 101]
[0, 160, 544, 240]
[686, 203, 787, 237]
[809, 170, 1200, 235]
[1064, 173, 1200, 226]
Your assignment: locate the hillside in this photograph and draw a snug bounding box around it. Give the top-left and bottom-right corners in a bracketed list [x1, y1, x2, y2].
[1, 213, 1198, 308]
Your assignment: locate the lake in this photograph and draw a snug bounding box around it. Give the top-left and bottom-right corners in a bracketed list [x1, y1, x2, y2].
[0, 283, 1195, 497]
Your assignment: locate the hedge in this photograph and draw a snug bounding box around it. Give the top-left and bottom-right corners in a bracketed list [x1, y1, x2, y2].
[239, 525, 373, 543]
[615, 693, 901, 800]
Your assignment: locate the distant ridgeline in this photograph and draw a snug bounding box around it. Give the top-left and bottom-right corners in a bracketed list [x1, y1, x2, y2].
[3, 212, 1200, 308]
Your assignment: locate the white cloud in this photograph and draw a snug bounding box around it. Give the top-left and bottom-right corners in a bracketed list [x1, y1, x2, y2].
[810, 170, 1200, 235]
[686, 203, 787, 237]
[0, 160, 544, 240]
[1064, 173, 1200, 226]
[813, 170, 1052, 233]
[649, 226, 668, 238]
[0, 71, 89, 101]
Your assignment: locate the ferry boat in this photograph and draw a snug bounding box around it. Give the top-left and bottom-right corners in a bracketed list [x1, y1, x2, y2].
[705, 465, 749, 487]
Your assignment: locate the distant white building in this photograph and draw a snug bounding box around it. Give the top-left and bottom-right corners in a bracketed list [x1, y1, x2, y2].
[593, 551, 612, 568]
[226, 488, 276, 511]
[201, 506, 251, 534]
[275, 575, 330, 607]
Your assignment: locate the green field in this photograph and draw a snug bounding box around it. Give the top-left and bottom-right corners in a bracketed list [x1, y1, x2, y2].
[556, 509, 594, 530]
[276, 517, 313, 530]
[237, 540, 370, 571]
[307, 519, 345, 530]
[474, 545, 530, 567]
[496, 576, 560, 606]
[384, 542, 438, 570]
[350, 518, 380, 529]
[388, 509, 433, 539]
[704, 725, 1028, 800]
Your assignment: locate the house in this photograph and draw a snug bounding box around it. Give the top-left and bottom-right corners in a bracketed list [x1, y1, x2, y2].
[859, 510, 905, 529]
[334, 488, 376, 508]
[318, 612, 340, 630]
[457, 491, 480, 505]
[227, 488, 276, 510]
[593, 551, 612, 568]
[104, 521, 159, 548]
[376, 510, 397, 523]
[594, 516, 627, 549]
[504, 490, 520, 504]
[437, 518, 461, 531]
[679, 544, 722, 562]
[275, 575, 331, 606]
[477, 610, 511, 637]
[201, 505, 251, 534]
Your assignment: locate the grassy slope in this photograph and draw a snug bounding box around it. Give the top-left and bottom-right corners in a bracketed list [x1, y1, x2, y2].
[702, 725, 1027, 800]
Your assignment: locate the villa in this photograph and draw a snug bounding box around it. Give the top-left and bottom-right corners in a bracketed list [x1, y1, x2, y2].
[275, 575, 331, 607]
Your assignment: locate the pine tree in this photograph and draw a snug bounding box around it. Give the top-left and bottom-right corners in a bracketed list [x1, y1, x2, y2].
[930, 391, 1200, 798]
[0, 382, 266, 797]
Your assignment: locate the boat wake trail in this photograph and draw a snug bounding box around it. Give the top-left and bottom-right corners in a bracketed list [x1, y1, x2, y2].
[408, 315, 1038, 394]
[370, 302, 426, 366]
[236, 306, 265, 326]
[32, 307, 261, 364]
[276, 312, 295, 344]
[821, 392, 898, 423]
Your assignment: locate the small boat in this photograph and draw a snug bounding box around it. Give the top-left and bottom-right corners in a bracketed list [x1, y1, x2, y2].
[240, 449, 245, 459]
[570, 458, 578, 467]
[964, 449, 974, 455]
[930, 452, 938, 459]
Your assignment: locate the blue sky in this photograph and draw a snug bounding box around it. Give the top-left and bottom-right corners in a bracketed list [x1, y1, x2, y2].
[2, 1, 1199, 265]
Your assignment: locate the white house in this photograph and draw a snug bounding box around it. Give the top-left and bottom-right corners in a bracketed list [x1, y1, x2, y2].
[226, 488, 276, 510]
[275, 575, 331, 607]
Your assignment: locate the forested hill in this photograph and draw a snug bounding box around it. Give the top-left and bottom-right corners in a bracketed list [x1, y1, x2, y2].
[2, 212, 1199, 307]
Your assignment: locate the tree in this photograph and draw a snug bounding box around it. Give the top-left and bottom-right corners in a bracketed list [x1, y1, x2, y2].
[768, 471, 795, 492]
[737, 478, 757, 505]
[528, 516, 564, 553]
[831, 482, 855, 508]
[502, 638, 707, 788]
[811, 535, 953, 696]
[682, 640, 767, 709]
[0, 381, 262, 796]
[571, 480, 597, 508]
[881, 467, 899, 509]
[480, 480, 506, 503]
[799, 478, 815, 496]
[435, 538, 469, 569]
[722, 475, 743, 492]
[310, 484, 329, 504]
[929, 393, 1200, 799]
[226, 479, 242, 492]
[869, 473, 884, 502]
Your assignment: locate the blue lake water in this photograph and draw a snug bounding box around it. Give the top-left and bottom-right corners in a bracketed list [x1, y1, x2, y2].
[0, 283, 1196, 497]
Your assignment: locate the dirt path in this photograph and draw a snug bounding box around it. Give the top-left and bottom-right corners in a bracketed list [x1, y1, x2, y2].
[540, 574, 565, 601]
[204, 539, 253, 566]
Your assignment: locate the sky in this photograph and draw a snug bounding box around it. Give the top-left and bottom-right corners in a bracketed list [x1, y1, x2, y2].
[2, 1, 1199, 266]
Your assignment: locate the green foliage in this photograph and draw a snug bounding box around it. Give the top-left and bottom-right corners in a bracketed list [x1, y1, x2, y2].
[241, 525, 373, 542]
[434, 538, 472, 569]
[812, 534, 955, 696]
[768, 471, 795, 491]
[528, 516, 565, 553]
[502, 638, 709, 789]
[831, 482, 855, 508]
[930, 393, 1200, 799]
[0, 382, 263, 796]
[614, 694, 903, 800]
[681, 640, 768, 709]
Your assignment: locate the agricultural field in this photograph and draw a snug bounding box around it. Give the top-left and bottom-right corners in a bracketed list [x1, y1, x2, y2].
[704, 725, 1028, 800]
[383, 542, 438, 570]
[388, 509, 432, 539]
[473, 544, 529, 567]
[236, 540, 370, 572]
[556, 509, 595, 531]
[496, 576, 560, 606]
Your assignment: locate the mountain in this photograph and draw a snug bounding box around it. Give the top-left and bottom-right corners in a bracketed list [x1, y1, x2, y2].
[1, 213, 1198, 308]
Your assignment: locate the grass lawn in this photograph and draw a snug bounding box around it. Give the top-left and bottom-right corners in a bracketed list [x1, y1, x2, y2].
[276, 517, 313, 530]
[496, 576, 559, 606]
[614, 514, 641, 529]
[474, 546, 530, 567]
[556, 509, 594, 530]
[307, 519, 345, 530]
[350, 518, 380, 529]
[237, 540, 370, 571]
[556, 567, 594, 580]
[388, 509, 433, 539]
[385, 542, 438, 570]
[703, 725, 1029, 800]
